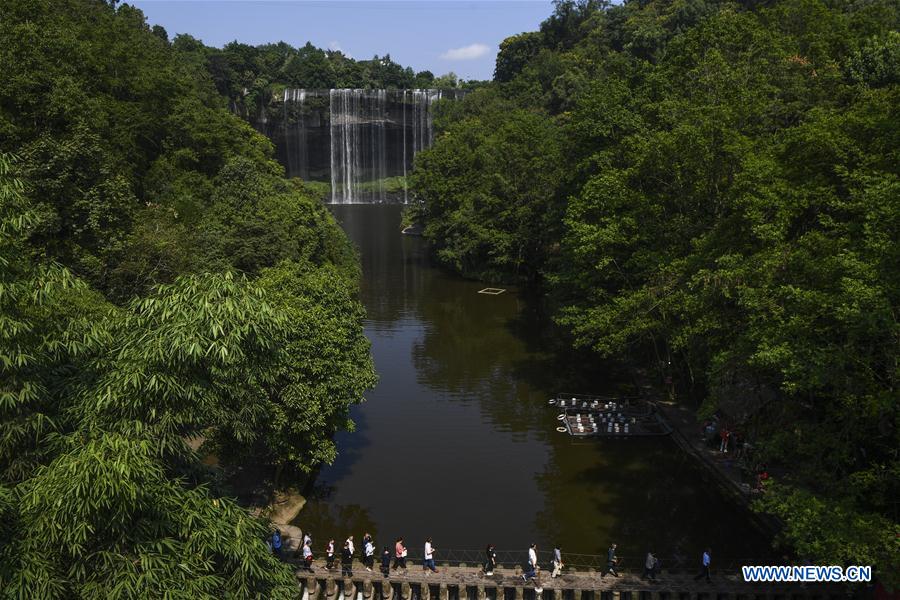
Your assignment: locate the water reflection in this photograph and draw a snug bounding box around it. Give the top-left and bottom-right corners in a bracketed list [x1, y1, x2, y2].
[297, 205, 770, 564]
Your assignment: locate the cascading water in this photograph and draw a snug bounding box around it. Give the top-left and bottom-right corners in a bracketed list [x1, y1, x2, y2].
[280, 88, 462, 204]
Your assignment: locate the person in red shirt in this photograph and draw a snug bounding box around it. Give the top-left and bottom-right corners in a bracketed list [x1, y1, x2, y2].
[393, 537, 408, 573]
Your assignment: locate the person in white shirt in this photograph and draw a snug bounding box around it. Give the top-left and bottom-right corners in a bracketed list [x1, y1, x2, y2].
[364, 538, 375, 571]
[523, 543, 538, 581]
[326, 539, 335, 570]
[302, 540, 314, 572]
[423, 537, 438, 573]
[346, 535, 355, 558]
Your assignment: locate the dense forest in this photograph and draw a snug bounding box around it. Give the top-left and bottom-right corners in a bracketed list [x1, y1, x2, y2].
[410, 0, 898, 585]
[173, 34, 472, 128]
[0, 0, 377, 595]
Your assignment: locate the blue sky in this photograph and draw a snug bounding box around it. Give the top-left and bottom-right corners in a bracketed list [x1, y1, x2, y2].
[130, 1, 556, 81]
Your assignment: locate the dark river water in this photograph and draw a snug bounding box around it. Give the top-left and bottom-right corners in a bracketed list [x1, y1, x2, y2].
[296, 204, 770, 568]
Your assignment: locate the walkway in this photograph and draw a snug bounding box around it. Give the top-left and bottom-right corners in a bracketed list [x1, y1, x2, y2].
[655, 400, 751, 500]
[290, 558, 843, 598]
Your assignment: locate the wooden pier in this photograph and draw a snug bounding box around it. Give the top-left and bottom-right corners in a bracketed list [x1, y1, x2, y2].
[288, 559, 845, 600]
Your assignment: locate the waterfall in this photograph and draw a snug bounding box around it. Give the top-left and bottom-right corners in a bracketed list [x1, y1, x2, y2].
[330, 89, 389, 204]
[282, 88, 460, 204]
[402, 89, 408, 204]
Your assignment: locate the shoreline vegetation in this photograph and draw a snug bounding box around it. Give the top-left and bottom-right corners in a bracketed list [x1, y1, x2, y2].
[406, 0, 899, 587]
[1, 0, 379, 595]
[300, 176, 412, 203]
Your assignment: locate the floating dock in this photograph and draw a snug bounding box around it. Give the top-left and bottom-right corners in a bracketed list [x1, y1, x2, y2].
[549, 392, 673, 437]
[557, 409, 673, 437]
[548, 393, 653, 417]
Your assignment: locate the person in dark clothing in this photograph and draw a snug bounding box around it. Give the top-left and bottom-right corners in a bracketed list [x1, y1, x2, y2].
[643, 552, 658, 581]
[551, 545, 563, 578]
[272, 529, 283, 558]
[484, 544, 497, 576]
[604, 543, 619, 577]
[381, 546, 392, 578]
[693, 549, 711, 582]
[341, 541, 353, 577]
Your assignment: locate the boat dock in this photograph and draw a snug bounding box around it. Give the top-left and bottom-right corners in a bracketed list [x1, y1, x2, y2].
[550, 394, 672, 438]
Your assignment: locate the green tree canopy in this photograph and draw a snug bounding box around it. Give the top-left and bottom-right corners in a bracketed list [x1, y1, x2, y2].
[413, 0, 900, 585]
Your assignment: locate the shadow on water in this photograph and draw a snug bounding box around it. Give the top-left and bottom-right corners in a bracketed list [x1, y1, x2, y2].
[296, 204, 771, 563]
[312, 396, 373, 486]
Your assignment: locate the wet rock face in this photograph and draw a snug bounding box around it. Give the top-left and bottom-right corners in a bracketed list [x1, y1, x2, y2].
[277, 524, 304, 552]
[270, 489, 307, 525]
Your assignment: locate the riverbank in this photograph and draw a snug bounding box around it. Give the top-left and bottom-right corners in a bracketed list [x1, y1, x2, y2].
[652, 398, 780, 537]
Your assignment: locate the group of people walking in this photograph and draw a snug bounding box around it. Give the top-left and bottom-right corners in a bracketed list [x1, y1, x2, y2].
[272, 530, 712, 583]
[314, 534, 418, 578]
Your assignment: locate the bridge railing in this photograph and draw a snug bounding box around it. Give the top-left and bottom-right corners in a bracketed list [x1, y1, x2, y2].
[288, 548, 768, 573]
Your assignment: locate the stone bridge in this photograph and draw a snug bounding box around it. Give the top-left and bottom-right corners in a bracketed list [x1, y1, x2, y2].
[287, 559, 844, 600]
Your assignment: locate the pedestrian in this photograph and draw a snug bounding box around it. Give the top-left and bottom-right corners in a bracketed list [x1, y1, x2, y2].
[720, 426, 730, 453]
[643, 552, 658, 581]
[326, 539, 336, 570]
[605, 543, 618, 577]
[297, 532, 311, 560]
[484, 544, 497, 576]
[381, 546, 391, 578]
[393, 537, 407, 573]
[341, 541, 353, 577]
[272, 529, 283, 558]
[423, 537, 438, 573]
[346, 535, 355, 558]
[522, 543, 538, 581]
[551, 545, 563, 578]
[693, 549, 711, 582]
[364, 536, 375, 572]
[302, 539, 314, 572]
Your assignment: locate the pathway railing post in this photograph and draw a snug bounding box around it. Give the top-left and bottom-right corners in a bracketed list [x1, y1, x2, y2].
[306, 577, 320, 600]
[401, 581, 412, 600]
[326, 577, 339, 600]
[343, 578, 357, 600]
[440, 583, 449, 600]
[362, 578, 374, 600]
